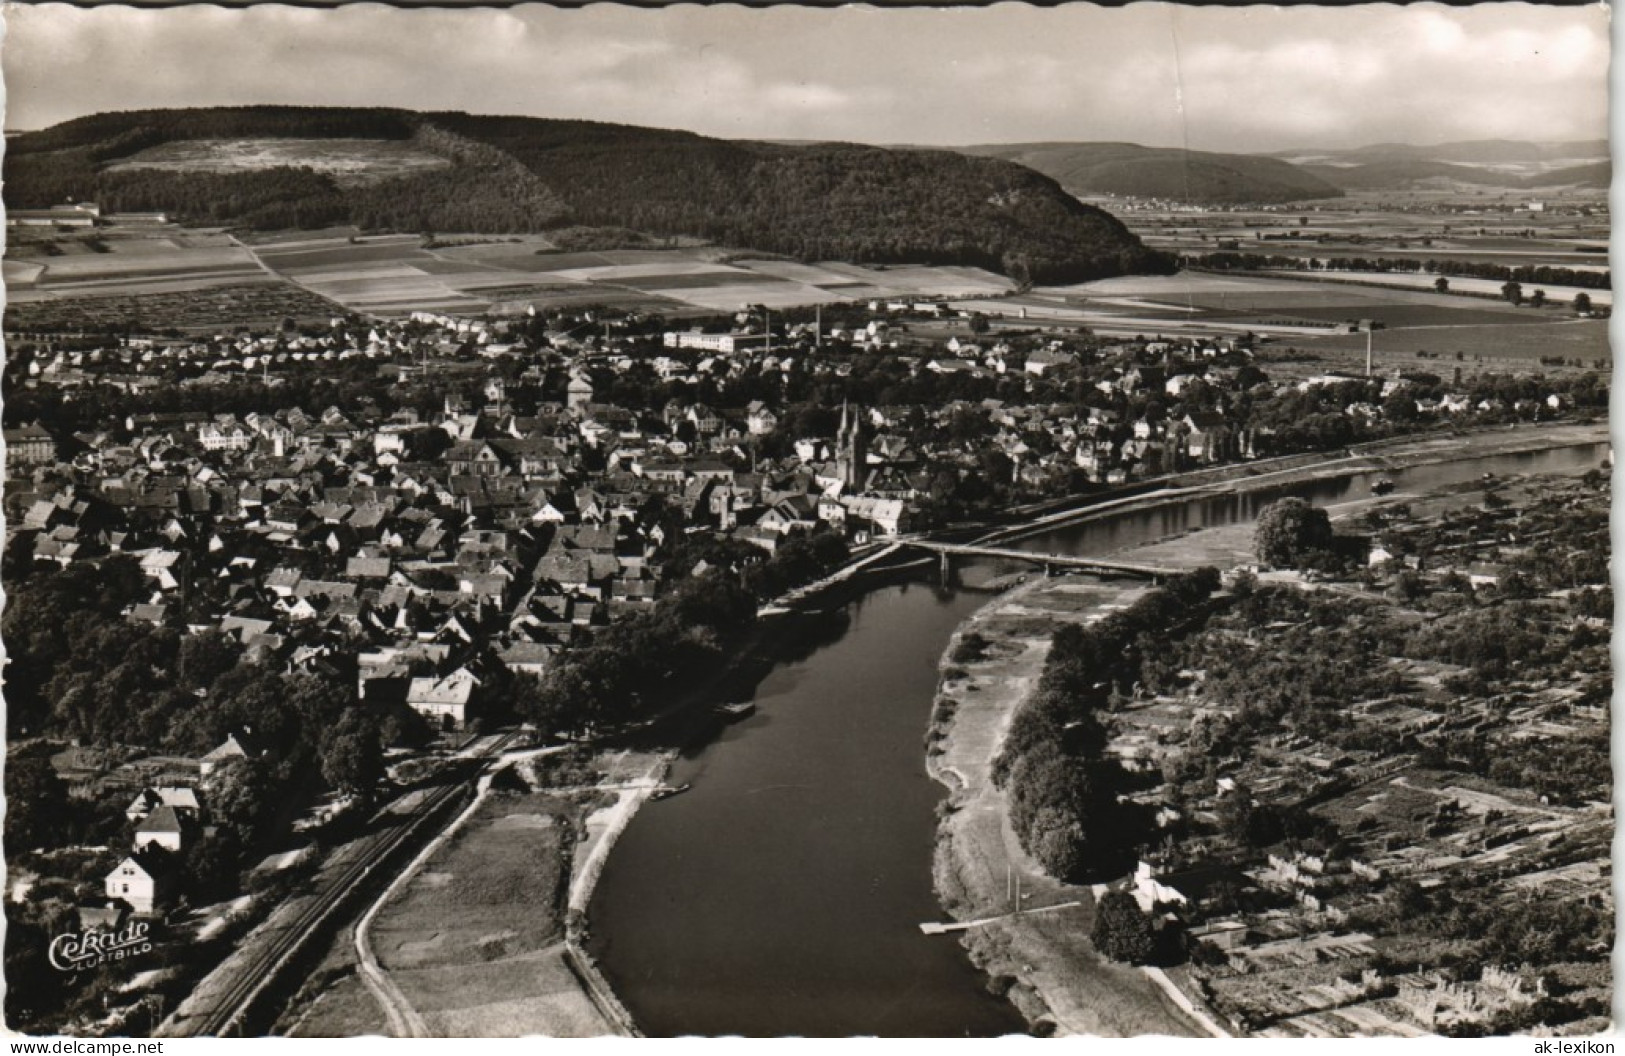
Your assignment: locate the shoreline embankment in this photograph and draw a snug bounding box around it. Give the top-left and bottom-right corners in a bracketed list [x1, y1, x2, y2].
[921, 419, 1607, 1037]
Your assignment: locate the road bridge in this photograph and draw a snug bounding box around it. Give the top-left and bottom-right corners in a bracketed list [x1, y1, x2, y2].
[902, 540, 1180, 581]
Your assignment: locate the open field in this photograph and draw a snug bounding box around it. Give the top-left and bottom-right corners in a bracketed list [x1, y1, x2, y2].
[243, 238, 1014, 316]
[2, 213, 1603, 333]
[372, 794, 568, 972]
[0, 221, 1007, 320]
[356, 790, 613, 1037]
[952, 270, 1610, 363]
[1282, 269, 1612, 308]
[1294, 319, 1610, 368]
[107, 138, 451, 186]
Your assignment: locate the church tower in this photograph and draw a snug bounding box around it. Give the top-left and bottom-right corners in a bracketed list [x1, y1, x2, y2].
[836, 401, 868, 491]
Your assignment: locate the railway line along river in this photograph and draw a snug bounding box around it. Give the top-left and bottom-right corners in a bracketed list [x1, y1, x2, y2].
[587, 428, 1608, 1038]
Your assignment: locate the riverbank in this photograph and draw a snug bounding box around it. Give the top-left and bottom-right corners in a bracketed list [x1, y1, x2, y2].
[924, 419, 1608, 1037]
[928, 573, 1214, 1037]
[982, 419, 1607, 549]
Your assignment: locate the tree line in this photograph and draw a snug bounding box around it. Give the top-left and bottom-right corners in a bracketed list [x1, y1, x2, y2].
[1182, 252, 1610, 291]
[991, 568, 1220, 882]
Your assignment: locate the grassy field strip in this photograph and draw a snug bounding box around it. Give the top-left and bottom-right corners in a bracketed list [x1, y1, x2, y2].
[25, 247, 256, 275]
[8, 275, 281, 302]
[41, 268, 269, 290]
[1298, 318, 1607, 359]
[658, 284, 855, 310]
[1292, 269, 1613, 307]
[436, 272, 589, 292]
[351, 776, 506, 1038]
[1054, 273, 1317, 296]
[270, 265, 430, 284]
[3, 260, 48, 285]
[735, 259, 861, 284]
[551, 262, 752, 282]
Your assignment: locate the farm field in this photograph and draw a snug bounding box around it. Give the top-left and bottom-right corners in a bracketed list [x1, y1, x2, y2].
[1112, 189, 1611, 276]
[106, 138, 451, 186]
[1295, 319, 1610, 369]
[243, 237, 1015, 316]
[951, 270, 1610, 364]
[3, 283, 345, 333]
[1283, 269, 1612, 308]
[5, 219, 1022, 320]
[4, 213, 1600, 341]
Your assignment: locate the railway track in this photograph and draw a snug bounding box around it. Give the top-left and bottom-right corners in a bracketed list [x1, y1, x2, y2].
[163, 731, 519, 1037]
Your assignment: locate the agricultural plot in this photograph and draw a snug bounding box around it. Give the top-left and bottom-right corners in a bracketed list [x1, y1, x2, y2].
[3, 283, 344, 333]
[27, 246, 258, 280]
[548, 262, 758, 283]
[234, 226, 365, 246]
[246, 238, 1015, 315]
[1021, 271, 1606, 349]
[1293, 270, 1612, 308]
[650, 281, 853, 310]
[3, 260, 46, 287]
[254, 238, 433, 272]
[1297, 319, 1610, 367]
[7, 239, 277, 305]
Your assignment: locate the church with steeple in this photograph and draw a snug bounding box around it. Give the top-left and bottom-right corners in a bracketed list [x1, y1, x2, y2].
[835, 401, 868, 491]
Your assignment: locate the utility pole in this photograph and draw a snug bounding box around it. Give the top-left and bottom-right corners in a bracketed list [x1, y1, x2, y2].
[1365, 326, 1374, 378]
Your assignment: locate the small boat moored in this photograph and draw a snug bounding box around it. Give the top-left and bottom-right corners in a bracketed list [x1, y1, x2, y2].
[652, 782, 692, 801]
[715, 701, 756, 721]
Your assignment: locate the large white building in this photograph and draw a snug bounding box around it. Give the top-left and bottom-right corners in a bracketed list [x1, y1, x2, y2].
[663, 331, 772, 354]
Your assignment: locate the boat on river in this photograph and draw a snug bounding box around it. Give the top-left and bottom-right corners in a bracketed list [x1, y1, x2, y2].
[715, 701, 756, 721]
[652, 782, 691, 801]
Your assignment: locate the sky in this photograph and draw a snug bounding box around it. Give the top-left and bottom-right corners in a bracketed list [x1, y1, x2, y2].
[1, 3, 1611, 152]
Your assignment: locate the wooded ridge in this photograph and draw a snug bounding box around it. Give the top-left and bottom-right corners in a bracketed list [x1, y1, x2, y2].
[7, 106, 1171, 285]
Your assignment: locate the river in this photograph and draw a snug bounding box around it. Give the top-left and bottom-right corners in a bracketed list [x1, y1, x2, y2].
[589, 439, 1606, 1038]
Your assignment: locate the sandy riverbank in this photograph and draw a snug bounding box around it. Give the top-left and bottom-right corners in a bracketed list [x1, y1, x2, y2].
[924, 419, 1608, 1037]
[928, 572, 1214, 1037]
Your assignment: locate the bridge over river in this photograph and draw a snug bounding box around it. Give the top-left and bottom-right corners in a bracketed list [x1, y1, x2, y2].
[902, 539, 1180, 581]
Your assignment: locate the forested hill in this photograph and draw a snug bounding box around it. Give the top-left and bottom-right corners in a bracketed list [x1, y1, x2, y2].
[956, 142, 1345, 204]
[5, 106, 1170, 285]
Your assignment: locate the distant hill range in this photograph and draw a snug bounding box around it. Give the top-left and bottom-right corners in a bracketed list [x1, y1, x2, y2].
[956, 142, 1346, 204]
[1282, 139, 1610, 192]
[956, 138, 1608, 202]
[3, 106, 1170, 286]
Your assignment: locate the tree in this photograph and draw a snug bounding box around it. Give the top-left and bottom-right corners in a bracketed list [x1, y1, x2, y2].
[1434, 277, 1449, 294]
[1573, 292, 1593, 315]
[1501, 280, 1523, 306]
[4, 756, 70, 854]
[178, 630, 243, 692]
[1027, 806, 1089, 879]
[1092, 890, 1156, 964]
[320, 711, 385, 797]
[1254, 498, 1335, 569]
[1530, 289, 1546, 309]
[204, 757, 277, 848]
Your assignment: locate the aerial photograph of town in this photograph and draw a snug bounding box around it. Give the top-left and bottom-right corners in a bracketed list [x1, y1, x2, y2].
[0, 0, 1612, 1042]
